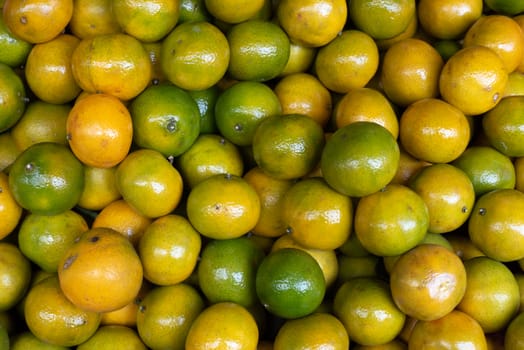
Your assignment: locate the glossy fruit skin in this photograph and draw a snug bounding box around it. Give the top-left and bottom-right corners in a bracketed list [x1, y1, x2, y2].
[0, 62, 26, 133]
[483, 96, 524, 157]
[0, 243, 31, 311]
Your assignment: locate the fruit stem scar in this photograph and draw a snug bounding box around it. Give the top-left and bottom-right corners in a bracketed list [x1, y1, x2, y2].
[63, 254, 78, 270]
[478, 208, 487, 216]
[20, 16, 27, 24]
[89, 236, 99, 243]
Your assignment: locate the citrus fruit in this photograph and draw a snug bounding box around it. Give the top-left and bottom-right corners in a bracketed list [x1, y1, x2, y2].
[130, 83, 200, 157]
[58, 227, 144, 313]
[99, 281, 151, 328]
[161, 21, 229, 91]
[375, 12, 418, 51]
[68, 0, 122, 39]
[204, 0, 264, 23]
[116, 148, 184, 218]
[255, 248, 325, 319]
[185, 302, 259, 349]
[505, 311, 524, 350]
[485, 0, 524, 16]
[227, 19, 290, 82]
[503, 70, 524, 98]
[77, 325, 147, 350]
[433, 39, 462, 61]
[390, 244, 467, 321]
[9, 331, 71, 349]
[18, 210, 88, 273]
[314, 29, 379, 94]
[0, 242, 31, 311]
[0, 132, 21, 172]
[8, 142, 84, 215]
[447, 233, 486, 261]
[77, 165, 121, 211]
[139, 214, 201, 286]
[334, 277, 406, 346]
[279, 42, 317, 76]
[273, 312, 349, 350]
[215, 81, 282, 146]
[187, 85, 219, 134]
[468, 189, 524, 262]
[179, 0, 211, 23]
[137, 283, 204, 350]
[0, 62, 26, 133]
[0, 171, 22, 240]
[390, 146, 431, 186]
[276, 0, 347, 47]
[281, 177, 353, 250]
[321, 121, 400, 198]
[186, 173, 260, 239]
[143, 42, 167, 85]
[252, 114, 325, 180]
[399, 98, 471, 163]
[71, 33, 152, 100]
[0, 15, 32, 67]
[197, 236, 265, 307]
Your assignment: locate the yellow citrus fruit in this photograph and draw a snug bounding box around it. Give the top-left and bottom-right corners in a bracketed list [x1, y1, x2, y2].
[447, 233, 486, 261]
[2, 0, 73, 43]
[516, 156, 524, 193]
[205, 0, 264, 23]
[0, 242, 31, 311]
[161, 21, 229, 91]
[390, 146, 431, 186]
[279, 42, 317, 76]
[139, 214, 201, 286]
[503, 70, 524, 97]
[468, 189, 524, 262]
[0, 62, 26, 133]
[439, 45, 508, 116]
[349, 0, 416, 40]
[281, 177, 353, 250]
[71, 33, 152, 100]
[112, 0, 180, 42]
[321, 121, 400, 197]
[143, 42, 168, 85]
[99, 281, 151, 328]
[8, 142, 84, 215]
[252, 114, 325, 180]
[77, 165, 121, 211]
[69, 0, 122, 39]
[0, 171, 22, 240]
[314, 29, 379, 94]
[24, 275, 101, 347]
[185, 302, 259, 349]
[274, 312, 349, 350]
[186, 173, 260, 239]
[227, 19, 290, 82]
[77, 325, 147, 350]
[334, 87, 399, 139]
[399, 98, 471, 163]
[58, 227, 144, 313]
[417, 0, 483, 40]
[116, 148, 184, 218]
[505, 311, 524, 350]
[390, 244, 467, 321]
[0, 14, 32, 68]
[10, 331, 73, 350]
[17, 210, 88, 273]
[66, 93, 133, 168]
[375, 12, 418, 51]
[380, 38, 444, 107]
[276, 0, 347, 47]
[0, 132, 21, 173]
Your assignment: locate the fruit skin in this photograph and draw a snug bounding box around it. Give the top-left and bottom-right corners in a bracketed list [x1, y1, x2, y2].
[0, 62, 26, 133]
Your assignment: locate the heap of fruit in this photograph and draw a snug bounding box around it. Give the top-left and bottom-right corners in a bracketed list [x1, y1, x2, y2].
[1, 0, 524, 348]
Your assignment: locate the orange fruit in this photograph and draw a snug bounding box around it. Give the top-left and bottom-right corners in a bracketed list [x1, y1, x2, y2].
[136, 283, 204, 350]
[58, 227, 144, 313]
[439, 45, 508, 116]
[468, 189, 524, 262]
[349, 0, 415, 40]
[252, 114, 325, 180]
[18, 210, 88, 273]
[205, 0, 264, 23]
[417, 0, 483, 40]
[0, 171, 22, 240]
[179, 0, 211, 23]
[76, 325, 147, 350]
[2, 0, 73, 43]
[71, 33, 152, 100]
[390, 244, 467, 321]
[186, 173, 260, 239]
[176, 133, 244, 188]
[77, 165, 121, 211]
[24, 34, 81, 104]
[112, 0, 179, 42]
[197, 236, 265, 307]
[187, 85, 219, 134]
[334, 277, 406, 346]
[227, 19, 290, 82]
[69, 0, 122, 39]
[215, 81, 282, 146]
[399, 98, 471, 163]
[505, 311, 524, 350]
[281, 177, 353, 250]
[408, 310, 488, 350]
[334, 87, 399, 139]
[130, 83, 201, 157]
[185, 302, 259, 349]
[10, 330, 75, 349]
[0, 14, 32, 68]
[0, 62, 26, 133]
[321, 121, 400, 198]
[8, 142, 84, 215]
[273, 312, 349, 350]
[276, 0, 347, 47]
[139, 214, 201, 286]
[380, 38, 444, 107]
[99, 281, 151, 328]
[161, 21, 229, 91]
[0, 242, 31, 311]
[115, 148, 184, 218]
[66, 93, 133, 168]
[375, 12, 418, 51]
[255, 248, 325, 319]
[279, 42, 317, 76]
[390, 146, 431, 186]
[408, 163, 476, 234]
[314, 29, 379, 94]
[24, 275, 101, 347]
[0, 132, 21, 173]
[457, 256, 520, 333]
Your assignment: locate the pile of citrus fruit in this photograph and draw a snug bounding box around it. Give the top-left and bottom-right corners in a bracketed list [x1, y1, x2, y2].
[2, 0, 524, 348]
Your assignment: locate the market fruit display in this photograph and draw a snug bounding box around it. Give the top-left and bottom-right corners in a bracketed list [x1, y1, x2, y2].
[1, 0, 524, 349]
